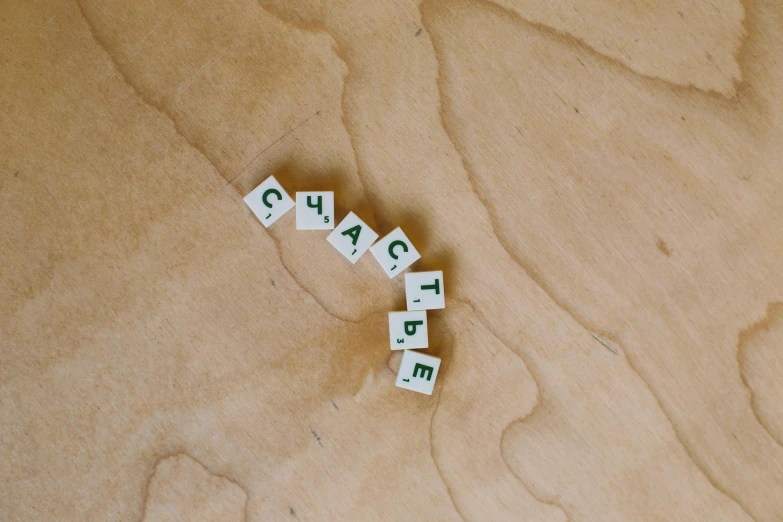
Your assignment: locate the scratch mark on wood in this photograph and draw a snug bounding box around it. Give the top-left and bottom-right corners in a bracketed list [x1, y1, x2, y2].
[590, 332, 618, 354]
[128, 0, 196, 55]
[227, 110, 321, 186]
[310, 428, 323, 447]
[173, 40, 237, 99]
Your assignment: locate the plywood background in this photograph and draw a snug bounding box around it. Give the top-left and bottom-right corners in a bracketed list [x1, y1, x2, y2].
[2, 0, 783, 520]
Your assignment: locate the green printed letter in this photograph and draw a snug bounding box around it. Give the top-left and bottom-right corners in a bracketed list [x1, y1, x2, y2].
[421, 278, 440, 295]
[404, 320, 423, 336]
[262, 188, 282, 208]
[306, 195, 323, 215]
[412, 363, 434, 381]
[388, 240, 408, 260]
[341, 225, 362, 246]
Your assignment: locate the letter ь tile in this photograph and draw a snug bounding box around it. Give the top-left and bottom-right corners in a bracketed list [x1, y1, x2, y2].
[388, 310, 428, 350]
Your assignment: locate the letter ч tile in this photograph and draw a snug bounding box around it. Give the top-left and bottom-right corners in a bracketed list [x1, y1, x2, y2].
[296, 191, 335, 230]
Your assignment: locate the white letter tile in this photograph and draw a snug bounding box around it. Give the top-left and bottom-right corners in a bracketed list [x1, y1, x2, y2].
[296, 192, 335, 230]
[388, 310, 428, 350]
[369, 227, 420, 278]
[405, 271, 445, 310]
[326, 212, 379, 263]
[243, 175, 295, 228]
[395, 350, 441, 395]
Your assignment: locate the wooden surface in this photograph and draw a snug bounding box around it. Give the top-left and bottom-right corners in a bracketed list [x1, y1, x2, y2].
[2, 0, 783, 520]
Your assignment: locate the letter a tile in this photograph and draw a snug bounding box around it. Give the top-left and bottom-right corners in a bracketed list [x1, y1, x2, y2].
[326, 212, 379, 263]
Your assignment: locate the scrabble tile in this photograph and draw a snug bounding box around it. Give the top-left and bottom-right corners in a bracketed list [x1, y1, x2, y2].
[296, 192, 335, 230]
[243, 175, 295, 227]
[388, 310, 428, 350]
[405, 271, 445, 310]
[369, 227, 420, 278]
[326, 212, 379, 263]
[395, 350, 441, 395]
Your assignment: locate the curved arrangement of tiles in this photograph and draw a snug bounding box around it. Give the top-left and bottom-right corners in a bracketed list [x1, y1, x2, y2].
[244, 175, 444, 395]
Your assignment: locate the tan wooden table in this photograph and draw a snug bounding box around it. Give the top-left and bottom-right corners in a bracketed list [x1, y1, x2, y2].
[2, 0, 782, 520]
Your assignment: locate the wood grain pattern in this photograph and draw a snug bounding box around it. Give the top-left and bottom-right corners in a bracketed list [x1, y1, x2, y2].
[2, 0, 782, 520]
